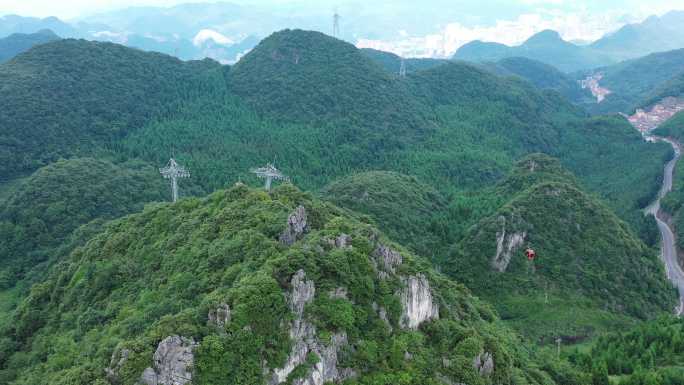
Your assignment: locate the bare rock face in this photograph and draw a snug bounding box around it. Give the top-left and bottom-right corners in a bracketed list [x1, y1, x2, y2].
[270, 270, 353, 385]
[399, 274, 439, 330]
[334, 234, 352, 248]
[373, 244, 403, 278]
[280, 206, 308, 245]
[105, 347, 130, 384]
[473, 352, 494, 376]
[140, 336, 198, 385]
[492, 216, 526, 273]
[207, 303, 231, 329]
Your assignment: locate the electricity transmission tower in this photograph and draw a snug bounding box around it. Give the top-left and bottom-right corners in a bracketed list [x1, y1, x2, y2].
[399, 57, 407, 78]
[333, 11, 341, 38]
[160, 158, 190, 202]
[252, 163, 289, 191]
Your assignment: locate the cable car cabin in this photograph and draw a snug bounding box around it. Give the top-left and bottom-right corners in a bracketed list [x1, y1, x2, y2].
[525, 248, 536, 261]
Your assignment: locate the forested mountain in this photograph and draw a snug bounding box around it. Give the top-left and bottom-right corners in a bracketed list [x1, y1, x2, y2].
[444, 154, 676, 340]
[580, 48, 684, 114]
[481, 57, 592, 103]
[0, 39, 220, 180]
[0, 29, 59, 63]
[0, 29, 670, 253]
[0, 184, 587, 384]
[0, 31, 679, 383]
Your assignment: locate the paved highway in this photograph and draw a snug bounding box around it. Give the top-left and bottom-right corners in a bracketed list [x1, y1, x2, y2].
[645, 136, 684, 315]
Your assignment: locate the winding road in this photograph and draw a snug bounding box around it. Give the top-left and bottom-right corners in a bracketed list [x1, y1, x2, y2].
[644, 136, 684, 315]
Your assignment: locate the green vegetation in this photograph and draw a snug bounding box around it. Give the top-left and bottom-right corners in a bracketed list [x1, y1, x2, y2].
[571, 316, 684, 384]
[0, 38, 219, 180]
[443, 154, 677, 340]
[0, 30, 680, 382]
[0, 29, 59, 63]
[0, 30, 670, 244]
[481, 57, 592, 103]
[0, 184, 586, 384]
[0, 158, 164, 284]
[321, 171, 459, 258]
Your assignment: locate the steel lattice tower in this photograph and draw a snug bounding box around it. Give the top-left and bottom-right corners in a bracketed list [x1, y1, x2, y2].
[333, 11, 341, 38]
[160, 158, 190, 202]
[252, 163, 289, 191]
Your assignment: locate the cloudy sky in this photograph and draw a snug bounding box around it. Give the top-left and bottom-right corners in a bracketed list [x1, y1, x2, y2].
[2, 0, 683, 57]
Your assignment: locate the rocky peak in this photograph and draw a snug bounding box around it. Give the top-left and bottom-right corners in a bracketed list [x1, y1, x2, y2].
[373, 244, 403, 278]
[473, 351, 494, 376]
[280, 205, 308, 245]
[399, 274, 439, 330]
[270, 270, 354, 385]
[492, 215, 526, 272]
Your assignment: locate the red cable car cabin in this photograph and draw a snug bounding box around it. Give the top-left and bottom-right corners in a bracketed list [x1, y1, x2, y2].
[525, 248, 536, 261]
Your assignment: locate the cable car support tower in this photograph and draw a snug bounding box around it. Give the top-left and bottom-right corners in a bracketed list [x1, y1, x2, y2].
[160, 158, 190, 202]
[252, 163, 289, 191]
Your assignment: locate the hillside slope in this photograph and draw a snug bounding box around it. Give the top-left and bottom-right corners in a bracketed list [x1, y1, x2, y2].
[320, 171, 453, 257]
[0, 29, 59, 63]
[483, 57, 591, 103]
[0, 38, 220, 180]
[0, 184, 585, 384]
[444, 155, 676, 339]
[0, 158, 165, 283]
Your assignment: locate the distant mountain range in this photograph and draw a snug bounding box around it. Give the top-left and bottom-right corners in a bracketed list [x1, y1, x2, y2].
[4, 7, 684, 69]
[454, 11, 684, 72]
[0, 13, 258, 63]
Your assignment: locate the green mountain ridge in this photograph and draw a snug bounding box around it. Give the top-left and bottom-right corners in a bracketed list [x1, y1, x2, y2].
[0, 184, 585, 384]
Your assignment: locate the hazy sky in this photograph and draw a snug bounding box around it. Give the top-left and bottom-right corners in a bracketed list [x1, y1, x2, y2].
[2, 0, 681, 21]
[2, 0, 683, 57]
